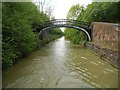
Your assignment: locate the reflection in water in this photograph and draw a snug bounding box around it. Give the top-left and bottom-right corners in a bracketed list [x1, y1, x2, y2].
[3, 36, 118, 88]
[52, 37, 66, 58]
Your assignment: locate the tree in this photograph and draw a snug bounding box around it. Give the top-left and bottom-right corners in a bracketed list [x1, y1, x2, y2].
[65, 2, 120, 45]
[77, 2, 120, 23]
[2, 2, 63, 69]
[33, 0, 54, 18]
[67, 4, 84, 20]
[2, 2, 50, 69]
[65, 4, 87, 44]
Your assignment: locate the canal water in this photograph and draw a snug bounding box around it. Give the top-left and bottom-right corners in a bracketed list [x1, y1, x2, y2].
[3, 37, 118, 88]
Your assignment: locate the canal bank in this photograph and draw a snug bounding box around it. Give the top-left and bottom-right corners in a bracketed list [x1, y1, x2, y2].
[86, 42, 119, 69]
[88, 22, 120, 69]
[3, 37, 118, 88]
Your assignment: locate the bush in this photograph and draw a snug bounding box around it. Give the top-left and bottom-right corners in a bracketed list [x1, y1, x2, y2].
[2, 2, 50, 69]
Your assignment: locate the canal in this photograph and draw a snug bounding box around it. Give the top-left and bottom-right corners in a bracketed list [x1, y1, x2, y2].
[3, 37, 118, 88]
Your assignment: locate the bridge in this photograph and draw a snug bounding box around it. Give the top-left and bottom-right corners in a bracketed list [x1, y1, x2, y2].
[34, 19, 92, 41]
[32, 19, 119, 68]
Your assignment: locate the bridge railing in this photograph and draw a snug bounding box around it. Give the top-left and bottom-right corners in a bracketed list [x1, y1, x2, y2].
[45, 19, 91, 27]
[34, 19, 91, 32]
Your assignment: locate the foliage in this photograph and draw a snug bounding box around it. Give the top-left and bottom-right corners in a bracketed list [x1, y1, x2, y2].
[41, 28, 64, 45]
[65, 4, 87, 44]
[77, 2, 120, 23]
[65, 2, 120, 44]
[64, 28, 86, 44]
[50, 28, 64, 36]
[67, 4, 84, 20]
[2, 2, 52, 69]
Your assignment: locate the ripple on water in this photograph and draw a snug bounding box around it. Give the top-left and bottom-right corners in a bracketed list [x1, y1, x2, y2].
[3, 37, 118, 88]
[81, 57, 87, 60]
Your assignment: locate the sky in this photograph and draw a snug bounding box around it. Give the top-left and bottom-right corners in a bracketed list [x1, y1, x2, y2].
[52, 0, 92, 19]
[33, 0, 92, 19]
[33, 0, 92, 31]
[51, 0, 92, 31]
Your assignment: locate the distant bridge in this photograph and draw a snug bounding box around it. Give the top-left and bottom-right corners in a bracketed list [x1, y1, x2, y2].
[34, 19, 92, 41]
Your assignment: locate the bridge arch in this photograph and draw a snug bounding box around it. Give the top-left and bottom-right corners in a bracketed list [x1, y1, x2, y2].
[35, 19, 92, 41]
[39, 25, 91, 41]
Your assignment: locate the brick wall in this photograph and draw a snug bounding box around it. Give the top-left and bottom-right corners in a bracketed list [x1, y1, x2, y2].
[92, 22, 120, 51]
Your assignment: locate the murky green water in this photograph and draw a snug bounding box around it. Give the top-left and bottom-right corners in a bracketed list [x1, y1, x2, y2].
[3, 37, 118, 88]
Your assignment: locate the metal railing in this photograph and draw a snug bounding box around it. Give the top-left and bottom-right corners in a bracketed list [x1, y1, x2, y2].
[34, 19, 91, 32]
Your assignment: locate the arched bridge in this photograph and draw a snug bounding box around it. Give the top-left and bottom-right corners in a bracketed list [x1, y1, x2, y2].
[34, 19, 92, 41]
